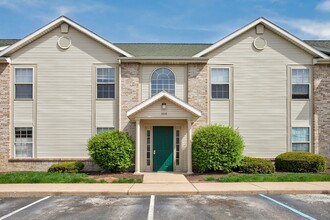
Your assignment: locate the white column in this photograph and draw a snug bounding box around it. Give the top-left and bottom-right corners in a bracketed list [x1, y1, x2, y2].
[187, 119, 193, 174]
[135, 119, 141, 174]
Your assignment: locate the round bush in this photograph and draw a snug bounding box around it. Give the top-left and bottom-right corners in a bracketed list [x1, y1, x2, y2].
[236, 157, 275, 174]
[87, 130, 134, 172]
[192, 125, 245, 173]
[275, 152, 326, 173]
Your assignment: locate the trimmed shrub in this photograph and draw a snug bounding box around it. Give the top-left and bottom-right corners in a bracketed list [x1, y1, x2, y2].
[236, 157, 275, 174]
[87, 130, 134, 172]
[275, 152, 326, 173]
[192, 125, 245, 173]
[48, 161, 84, 173]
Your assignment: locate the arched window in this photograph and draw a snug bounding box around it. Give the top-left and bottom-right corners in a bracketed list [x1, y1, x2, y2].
[151, 68, 175, 96]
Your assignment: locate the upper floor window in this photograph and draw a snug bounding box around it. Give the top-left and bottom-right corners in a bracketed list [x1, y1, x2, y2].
[151, 68, 175, 96]
[211, 68, 229, 99]
[292, 68, 309, 99]
[97, 68, 115, 99]
[15, 68, 33, 99]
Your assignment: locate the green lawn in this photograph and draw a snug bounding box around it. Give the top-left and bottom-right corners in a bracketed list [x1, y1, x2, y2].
[112, 178, 142, 184]
[205, 173, 330, 182]
[0, 172, 97, 184]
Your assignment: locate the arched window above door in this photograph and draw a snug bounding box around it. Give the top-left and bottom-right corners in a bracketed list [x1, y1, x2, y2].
[151, 68, 175, 96]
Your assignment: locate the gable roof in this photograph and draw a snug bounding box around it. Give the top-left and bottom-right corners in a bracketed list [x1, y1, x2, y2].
[0, 16, 133, 57]
[115, 43, 211, 57]
[193, 17, 329, 59]
[304, 40, 330, 56]
[127, 91, 202, 120]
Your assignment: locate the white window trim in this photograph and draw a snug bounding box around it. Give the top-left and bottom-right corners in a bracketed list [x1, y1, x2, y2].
[290, 66, 311, 101]
[14, 127, 34, 158]
[291, 126, 311, 153]
[210, 66, 231, 100]
[149, 67, 176, 97]
[96, 66, 116, 100]
[174, 127, 181, 167]
[146, 128, 152, 168]
[14, 66, 35, 101]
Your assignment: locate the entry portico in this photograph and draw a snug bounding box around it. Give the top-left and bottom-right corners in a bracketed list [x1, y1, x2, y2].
[127, 91, 201, 173]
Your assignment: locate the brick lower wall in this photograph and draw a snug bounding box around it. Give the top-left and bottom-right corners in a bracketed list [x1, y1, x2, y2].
[314, 64, 330, 167]
[187, 64, 208, 132]
[120, 63, 140, 139]
[0, 63, 99, 172]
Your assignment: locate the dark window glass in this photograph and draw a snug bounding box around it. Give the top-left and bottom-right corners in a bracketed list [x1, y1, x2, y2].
[15, 85, 33, 99]
[292, 84, 309, 99]
[211, 84, 229, 98]
[97, 84, 115, 99]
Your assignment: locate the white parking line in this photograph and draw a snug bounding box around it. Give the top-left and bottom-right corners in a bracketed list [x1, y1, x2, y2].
[147, 195, 155, 220]
[259, 194, 316, 220]
[0, 196, 51, 220]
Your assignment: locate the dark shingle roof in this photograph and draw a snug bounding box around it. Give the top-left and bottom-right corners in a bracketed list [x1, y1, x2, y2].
[113, 43, 212, 57]
[304, 40, 330, 55]
[0, 39, 20, 47]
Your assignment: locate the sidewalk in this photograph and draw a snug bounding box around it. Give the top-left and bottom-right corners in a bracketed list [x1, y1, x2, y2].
[0, 182, 329, 197]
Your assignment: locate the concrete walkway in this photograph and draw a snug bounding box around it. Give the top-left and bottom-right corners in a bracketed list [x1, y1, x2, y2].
[142, 172, 189, 184]
[0, 182, 329, 197]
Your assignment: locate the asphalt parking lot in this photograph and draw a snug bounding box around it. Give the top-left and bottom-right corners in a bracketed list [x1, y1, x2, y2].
[0, 194, 329, 220]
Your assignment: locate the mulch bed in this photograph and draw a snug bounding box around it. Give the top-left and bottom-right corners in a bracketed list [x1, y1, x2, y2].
[85, 172, 143, 183]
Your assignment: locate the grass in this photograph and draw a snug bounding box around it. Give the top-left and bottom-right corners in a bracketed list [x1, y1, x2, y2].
[204, 173, 330, 182]
[0, 172, 97, 184]
[112, 178, 142, 184]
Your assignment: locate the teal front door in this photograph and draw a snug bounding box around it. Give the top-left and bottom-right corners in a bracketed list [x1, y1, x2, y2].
[153, 126, 173, 171]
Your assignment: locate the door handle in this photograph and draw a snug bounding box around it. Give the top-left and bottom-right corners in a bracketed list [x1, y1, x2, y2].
[153, 150, 156, 155]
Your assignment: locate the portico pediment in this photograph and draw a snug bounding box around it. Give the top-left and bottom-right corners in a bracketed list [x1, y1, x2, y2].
[127, 91, 201, 122]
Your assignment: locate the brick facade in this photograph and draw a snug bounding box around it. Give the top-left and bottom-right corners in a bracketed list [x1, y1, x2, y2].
[187, 64, 208, 131]
[120, 63, 140, 139]
[314, 64, 330, 166]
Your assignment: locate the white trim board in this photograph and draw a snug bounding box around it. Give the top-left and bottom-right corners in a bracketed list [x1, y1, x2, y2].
[193, 17, 328, 59]
[127, 91, 202, 119]
[0, 16, 133, 57]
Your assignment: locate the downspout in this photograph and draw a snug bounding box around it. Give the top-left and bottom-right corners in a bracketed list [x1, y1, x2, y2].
[118, 58, 122, 130]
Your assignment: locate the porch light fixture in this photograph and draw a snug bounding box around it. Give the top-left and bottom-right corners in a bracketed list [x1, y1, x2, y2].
[161, 102, 167, 110]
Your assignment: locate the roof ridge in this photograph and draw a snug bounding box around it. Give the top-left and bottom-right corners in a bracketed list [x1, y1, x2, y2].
[113, 43, 212, 45]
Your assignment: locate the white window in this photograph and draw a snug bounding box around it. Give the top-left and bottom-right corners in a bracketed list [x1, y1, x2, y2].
[175, 129, 180, 166]
[292, 127, 310, 152]
[151, 68, 175, 96]
[146, 129, 151, 166]
[292, 68, 310, 99]
[97, 68, 115, 99]
[211, 68, 229, 99]
[15, 68, 33, 99]
[15, 127, 33, 158]
[96, 127, 114, 134]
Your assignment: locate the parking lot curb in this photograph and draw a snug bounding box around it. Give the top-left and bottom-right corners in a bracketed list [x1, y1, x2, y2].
[0, 182, 329, 197]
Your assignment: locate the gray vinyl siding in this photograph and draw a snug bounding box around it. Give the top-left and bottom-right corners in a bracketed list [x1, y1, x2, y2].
[95, 101, 117, 128]
[207, 27, 313, 158]
[13, 101, 33, 127]
[10, 25, 120, 158]
[210, 100, 230, 125]
[141, 65, 186, 101]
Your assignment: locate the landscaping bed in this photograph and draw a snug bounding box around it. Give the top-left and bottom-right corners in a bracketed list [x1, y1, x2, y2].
[0, 172, 143, 184]
[185, 169, 330, 183]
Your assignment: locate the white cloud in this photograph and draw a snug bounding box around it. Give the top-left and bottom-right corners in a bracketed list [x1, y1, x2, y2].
[277, 18, 330, 39]
[316, 0, 330, 12]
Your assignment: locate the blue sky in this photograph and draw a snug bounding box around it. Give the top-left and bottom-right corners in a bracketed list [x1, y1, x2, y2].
[0, 0, 329, 43]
